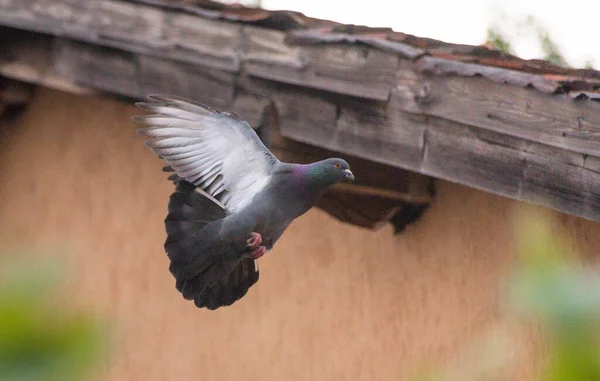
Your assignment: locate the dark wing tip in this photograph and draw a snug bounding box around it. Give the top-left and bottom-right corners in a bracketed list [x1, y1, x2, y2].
[134, 126, 152, 136]
[167, 173, 184, 183]
[135, 102, 156, 111]
[143, 139, 157, 148]
[132, 114, 157, 125]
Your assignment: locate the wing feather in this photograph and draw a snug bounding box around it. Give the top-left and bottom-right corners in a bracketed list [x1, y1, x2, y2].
[135, 95, 279, 211]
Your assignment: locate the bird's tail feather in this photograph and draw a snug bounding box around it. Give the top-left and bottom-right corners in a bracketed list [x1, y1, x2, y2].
[164, 180, 226, 280]
[163, 180, 259, 309]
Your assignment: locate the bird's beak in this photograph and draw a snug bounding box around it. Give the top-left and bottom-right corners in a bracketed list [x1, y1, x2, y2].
[343, 169, 355, 182]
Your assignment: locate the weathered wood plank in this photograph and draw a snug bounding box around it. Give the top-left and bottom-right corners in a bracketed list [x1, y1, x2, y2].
[163, 12, 242, 72]
[421, 120, 527, 197]
[0, 0, 96, 37]
[54, 39, 141, 97]
[273, 85, 600, 221]
[243, 26, 306, 69]
[0, 0, 400, 100]
[95, 1, 165, 44]
[137, 58, 269, 126]
[336, 98, 425, 169]
[315, 45, 397, 84]
[422, 121, 600, 221]
[0, 0, 242, 71]
[394, 61, 600, 157]
[583, 155, 600, 174]
[0, 29, 94, 94]
[0, 30, 269, 127]
[137, 54, 236, 108]
[275, 89, 425, 170]
[247, 44, 397, 101]
[274, 90, 338, 135]
[475, 130, 586, 167]
[521, 159, 600, 220]
[423, 122, 600, 222]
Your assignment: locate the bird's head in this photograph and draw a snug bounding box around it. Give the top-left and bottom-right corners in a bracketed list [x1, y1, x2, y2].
[311, 158, 355, 185]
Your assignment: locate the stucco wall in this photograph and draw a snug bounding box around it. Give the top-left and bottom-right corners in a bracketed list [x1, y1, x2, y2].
[1, 88, 598, 380]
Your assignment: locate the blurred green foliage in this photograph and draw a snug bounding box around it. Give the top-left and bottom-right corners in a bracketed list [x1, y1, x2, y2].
[486, 15, 579, 68]
[536, 30, 568, 68]
[415, 208, 600, 380]
[485, 28, 513, 54]
[509, 209, 600, 380]
[0, 256, 109, 381]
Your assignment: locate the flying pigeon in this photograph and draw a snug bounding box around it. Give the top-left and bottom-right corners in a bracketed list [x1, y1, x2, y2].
[133, 95, 355, 310]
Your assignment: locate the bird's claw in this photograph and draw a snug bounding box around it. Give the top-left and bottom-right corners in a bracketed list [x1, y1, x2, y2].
[246, 232, 262, 249]
[250, 246, 267, 260]
[246, 232, 265, 259]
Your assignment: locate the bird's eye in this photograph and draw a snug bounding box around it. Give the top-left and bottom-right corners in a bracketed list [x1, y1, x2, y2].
[334, 162, 341, 168]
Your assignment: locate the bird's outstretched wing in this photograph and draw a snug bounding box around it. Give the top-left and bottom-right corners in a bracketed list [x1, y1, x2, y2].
[134, 95, 279, 211]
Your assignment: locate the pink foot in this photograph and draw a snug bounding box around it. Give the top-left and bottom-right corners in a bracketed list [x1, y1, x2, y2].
[250, 246, 267, 260]
[246, 232, 262, 249]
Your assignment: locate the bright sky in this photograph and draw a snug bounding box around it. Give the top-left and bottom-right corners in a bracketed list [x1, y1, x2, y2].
[261, 0, 600, 68]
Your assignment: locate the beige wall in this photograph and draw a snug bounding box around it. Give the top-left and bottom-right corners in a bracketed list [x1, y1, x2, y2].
[1, 88, 599, 380]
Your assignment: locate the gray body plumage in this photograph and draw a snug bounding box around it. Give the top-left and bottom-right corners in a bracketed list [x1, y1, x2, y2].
[134, 95, 353, 309]
[223, 163, 326, 248]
